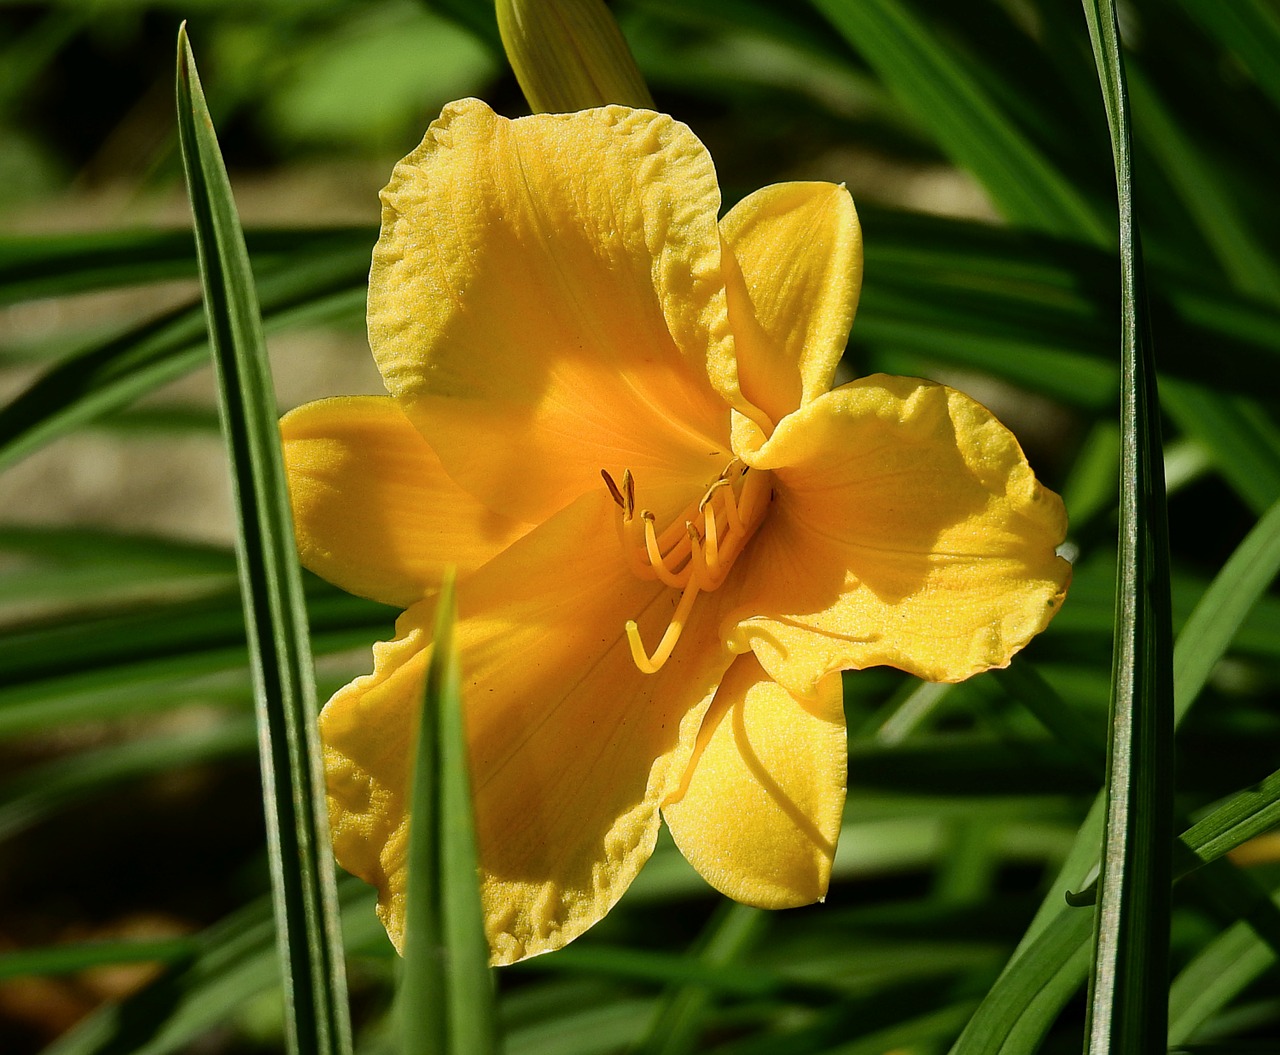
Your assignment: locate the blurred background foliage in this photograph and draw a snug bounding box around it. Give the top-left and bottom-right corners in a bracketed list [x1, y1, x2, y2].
[1, 0, 1279, 1053]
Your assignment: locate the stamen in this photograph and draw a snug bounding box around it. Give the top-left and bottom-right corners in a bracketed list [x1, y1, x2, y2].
[702, 500, 719, 574]
[643, 512, 690, 588]
[723, 475, 744, 536]
[614, 511, 652, 579]
[616, 463, 775, 673]
[605, 468, 653, 579]
[697, 477, 730, 514]
[626, 573, 702, 675]
[686, 521, 712, 588]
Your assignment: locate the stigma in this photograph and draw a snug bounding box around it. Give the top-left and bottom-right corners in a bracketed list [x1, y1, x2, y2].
[600, 461, 772, 674]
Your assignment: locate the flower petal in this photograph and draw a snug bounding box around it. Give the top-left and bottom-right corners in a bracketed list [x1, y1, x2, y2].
[368, 98, 736, 525]
[320, 490, 732, 964]
[724, 374, 1071, 696]
[663, 655, 846, 908]
[281, 396, 531, 608]
[719, 182, 861, 426]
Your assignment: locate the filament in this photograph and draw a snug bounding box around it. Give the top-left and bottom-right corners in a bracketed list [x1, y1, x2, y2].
[643, 512, 690, 588]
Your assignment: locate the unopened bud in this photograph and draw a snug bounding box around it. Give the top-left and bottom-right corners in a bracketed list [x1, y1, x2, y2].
[496, 0, 654, 113]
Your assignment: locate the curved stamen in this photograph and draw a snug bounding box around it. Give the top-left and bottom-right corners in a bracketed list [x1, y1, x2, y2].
[686, 521, 712, 589]
[702, 501, 720, 574]
[698, 477, 730, 513]
[605, 469, 656, 580]
[643, 512, 691, 588]
[626, 571, 702, 674]
[723, 475, 744, 536]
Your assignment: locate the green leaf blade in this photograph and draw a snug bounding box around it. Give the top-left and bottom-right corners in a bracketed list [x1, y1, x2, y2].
[399, 572, 500, 1055]
[1079, 2, 1176, 1051]
[810, 0, 1111, 241]
[175, 25, 352, 1055]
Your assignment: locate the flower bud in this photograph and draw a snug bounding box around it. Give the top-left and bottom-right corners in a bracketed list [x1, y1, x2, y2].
[496, 0, 654, 113]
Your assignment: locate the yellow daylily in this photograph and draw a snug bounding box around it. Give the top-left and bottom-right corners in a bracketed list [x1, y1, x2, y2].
[281, 98, 1071, 965]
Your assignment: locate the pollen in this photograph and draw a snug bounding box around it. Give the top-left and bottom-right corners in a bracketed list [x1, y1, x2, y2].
[603, 462, 772, 674]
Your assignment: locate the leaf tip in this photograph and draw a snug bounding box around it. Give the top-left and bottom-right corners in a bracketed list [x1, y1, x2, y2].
[176, 21, 198, 92]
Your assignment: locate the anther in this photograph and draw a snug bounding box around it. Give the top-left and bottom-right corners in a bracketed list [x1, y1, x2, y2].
[622, 469, 635, 518]
[601, 469, 627, 511]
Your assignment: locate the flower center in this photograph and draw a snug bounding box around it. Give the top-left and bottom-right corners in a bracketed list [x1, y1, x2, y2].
[601, 461, 772, 675]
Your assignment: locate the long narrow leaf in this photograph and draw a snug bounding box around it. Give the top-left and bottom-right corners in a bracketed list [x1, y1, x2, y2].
[1174, 496, 1280, 711]
[1179, 771, 1280, 875]
[944, 485, 1280, 1051]
[809, 0, 1110, 240]
[399, 574, 499, 1055]
[634, 902, 766, 1055]
[0, 939, 200, 983]
[1172, 0, 1280, 114]
[1080, 2, 1175, 1049]
[1155, 494, 1280, 875]
[43, 880, 381, 1055]
[0, 717, 255, 842]
[0, 226, 369, 305]
[0, 253, 366, 473]
[1167, 886, 1280, 1046]
[175, 26, 351, 1055]
[1126, 65, 1280, 301]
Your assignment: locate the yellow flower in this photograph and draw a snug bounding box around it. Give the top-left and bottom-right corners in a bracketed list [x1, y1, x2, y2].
[281, 98, 1071, 965]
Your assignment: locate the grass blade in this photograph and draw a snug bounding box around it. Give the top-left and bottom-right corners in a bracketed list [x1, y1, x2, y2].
[1174, 496, 1280, 712]
[0, 590, 390, 740]
[0, 939, 200, 983]
[1134, 494, 1280, 875]
[1161, 384, 1280, 516]
[0, 226, 369, 305]
[1127, 65, 1280, 301]
[42, 880, 382, 1055]
[0, 717, 255, 843]
[175, 25, 352, 1055]
[633, 902, 766, 1055]
[1172, 0, 1280, 113]
[809, 0, 1110, 240]
[1179, 770, 1280, 875]
[1168, 886, 1280, 1046]
[399, 573, 500, 1055]
[1080, 2, 1175, 1049]
[0, 253, 366, 474]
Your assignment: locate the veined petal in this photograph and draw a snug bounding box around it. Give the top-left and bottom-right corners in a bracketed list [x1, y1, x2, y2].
[281, 396, 531, 608]
[663, 655, 845, 908]
[369, 98, 736, 525]
[725, 375, 1071, 696]
[719, 183, 861, 426]
[320, 491, 732, 964]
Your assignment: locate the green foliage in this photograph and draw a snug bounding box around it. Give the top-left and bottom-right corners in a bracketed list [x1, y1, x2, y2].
[397, 575, 499, 1055]
[176, 26, 351, 1055]
[1, 1, 1279, 1054]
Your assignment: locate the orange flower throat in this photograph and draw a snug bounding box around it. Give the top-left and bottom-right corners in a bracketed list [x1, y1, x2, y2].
[602, 462, 772, 675]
